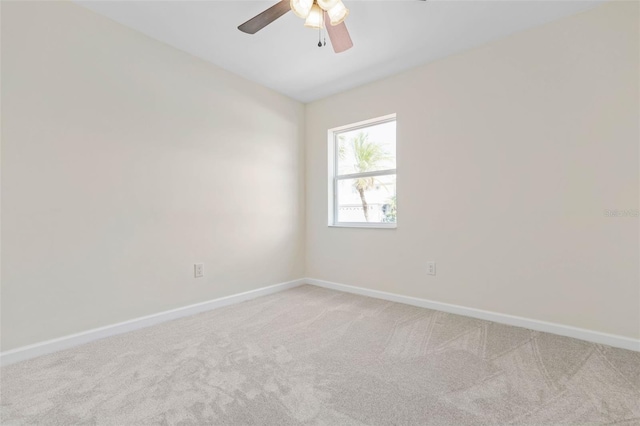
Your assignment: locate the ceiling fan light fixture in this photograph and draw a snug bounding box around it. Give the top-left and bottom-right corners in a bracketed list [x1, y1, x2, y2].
[327, 1, 349, 26]
[317, 0, 339, 11]
[304, 3, 324, 29]
[290, 0, 313, 19]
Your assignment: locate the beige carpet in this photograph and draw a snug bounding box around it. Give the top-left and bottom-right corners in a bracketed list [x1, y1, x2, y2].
[1, 285, 639, 425]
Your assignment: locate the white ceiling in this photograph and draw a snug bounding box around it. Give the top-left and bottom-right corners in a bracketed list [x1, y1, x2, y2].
[77, 0, 605, 102]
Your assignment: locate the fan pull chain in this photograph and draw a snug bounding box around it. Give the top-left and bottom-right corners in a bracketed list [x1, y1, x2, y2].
[323, 12, 326, 46]
[317, 13, 326, 48]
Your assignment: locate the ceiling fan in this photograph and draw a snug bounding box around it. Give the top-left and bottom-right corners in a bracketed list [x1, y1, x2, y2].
[238, 0, 353, 53]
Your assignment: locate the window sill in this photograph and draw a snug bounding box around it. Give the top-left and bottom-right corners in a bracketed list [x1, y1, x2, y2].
[329, 223, 397, 229]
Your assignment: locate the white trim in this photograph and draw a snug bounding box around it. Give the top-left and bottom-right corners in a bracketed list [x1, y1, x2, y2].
[4, 277, 636, 366]
[328, 113, 397, 134]
[335, 169, 397, 181]
[304, 278, 640, 352]
[0, 279, 305, 366]
[328, 223, 397, 229]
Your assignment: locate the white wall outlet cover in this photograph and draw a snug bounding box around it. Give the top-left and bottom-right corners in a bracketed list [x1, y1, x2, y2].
[427, 261, 436, 276]
[194, 263, 204, 278]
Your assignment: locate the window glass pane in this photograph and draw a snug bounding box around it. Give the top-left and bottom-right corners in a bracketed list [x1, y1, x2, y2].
[336, 174, 396, 223]
[336, 120, 396, 176]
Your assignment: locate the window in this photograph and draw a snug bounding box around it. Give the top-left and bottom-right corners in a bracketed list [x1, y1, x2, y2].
[329, 114, 396, 228]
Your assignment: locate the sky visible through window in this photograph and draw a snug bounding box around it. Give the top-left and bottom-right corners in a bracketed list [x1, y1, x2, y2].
[336, 121, 396, 176]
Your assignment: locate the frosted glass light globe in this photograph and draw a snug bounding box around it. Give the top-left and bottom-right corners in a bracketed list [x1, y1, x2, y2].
[290, 0, 313, 19]
[328, 0, 349, 26]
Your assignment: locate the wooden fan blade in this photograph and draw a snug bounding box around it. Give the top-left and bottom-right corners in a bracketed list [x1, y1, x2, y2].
[324, 13, 353, 53]
[238, 0, 291, 34]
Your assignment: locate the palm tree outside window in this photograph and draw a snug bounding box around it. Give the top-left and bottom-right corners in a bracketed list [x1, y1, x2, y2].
[329, 114, 396, 228]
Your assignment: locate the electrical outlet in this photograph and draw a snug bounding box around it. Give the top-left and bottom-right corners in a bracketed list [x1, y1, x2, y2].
[427, 261, 436, 276]
[194, 263, 204, 278]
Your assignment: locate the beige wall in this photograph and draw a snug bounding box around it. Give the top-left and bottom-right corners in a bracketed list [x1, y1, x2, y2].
[306, 1, 639, 339]
[1, 2, 305, 350]
[2, 0, 638, 352]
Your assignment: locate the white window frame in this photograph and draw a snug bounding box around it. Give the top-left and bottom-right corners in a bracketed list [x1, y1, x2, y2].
[328, 113, 397, 229]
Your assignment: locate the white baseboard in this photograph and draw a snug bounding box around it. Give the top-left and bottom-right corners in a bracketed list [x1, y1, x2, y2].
[3, 277, 637, 366]
[305, 278, 640, 352]
[0, 279, 305, 366]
